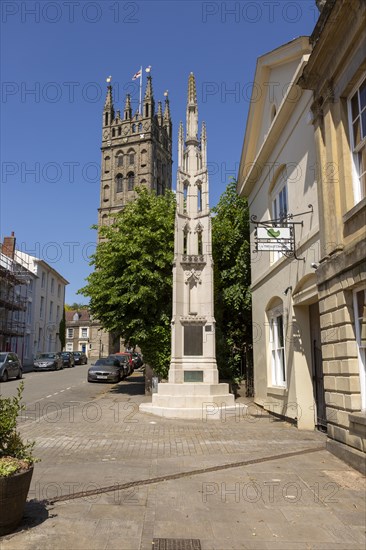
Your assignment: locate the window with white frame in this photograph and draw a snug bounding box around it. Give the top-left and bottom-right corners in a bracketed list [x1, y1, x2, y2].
[268, 309, 286, 387]
[49, 301, 53, 322]
[271, 173, 288, 263]
[67, 328, 74, 339]
[41, 272, 46, 288]
[56, 305, 60, 322]
[353, 288, 366, 410]
[57, 283, 61, 298]
[40, 296, 44, 318]
[349, 75, 366, 203]
[80, 327, 88, 339]
[51, 278, 55, 294]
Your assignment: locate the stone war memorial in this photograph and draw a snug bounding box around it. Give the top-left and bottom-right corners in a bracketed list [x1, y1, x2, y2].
[140, 73, 245, 419]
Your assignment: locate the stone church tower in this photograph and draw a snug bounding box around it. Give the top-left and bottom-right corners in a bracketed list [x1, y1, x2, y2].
[89, 74, 172, 361]
[98, 75, 172, 226]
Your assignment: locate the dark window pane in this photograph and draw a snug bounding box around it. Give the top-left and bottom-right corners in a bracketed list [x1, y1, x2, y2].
[359, 78, 366, 110]
[351, 92, 359, 121]
[353, 118, 361, 147]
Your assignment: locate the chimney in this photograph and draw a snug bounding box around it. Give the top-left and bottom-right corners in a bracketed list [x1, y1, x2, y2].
[2, 232, 16, 259]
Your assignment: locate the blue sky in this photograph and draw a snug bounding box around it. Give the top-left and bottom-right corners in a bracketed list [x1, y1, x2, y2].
[1, 0, 318, 303]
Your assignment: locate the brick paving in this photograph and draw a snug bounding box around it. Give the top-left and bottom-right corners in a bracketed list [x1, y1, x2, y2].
[1, 374, 365, 550]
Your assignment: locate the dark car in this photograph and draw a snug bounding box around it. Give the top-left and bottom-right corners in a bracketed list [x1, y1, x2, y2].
[108, 354, 130, 379]
[132, 352, 143, 369]
[34, 352, 63, 371]
[0, 352, 23, 382]
[61, 352, 75, 368]
[114, 352, 134, 375]
[87, 358, 120, 383]
[73, 352, 88, 365]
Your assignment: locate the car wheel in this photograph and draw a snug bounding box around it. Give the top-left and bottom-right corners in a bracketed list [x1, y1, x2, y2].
[16, 369, 23, 379]
[2, 370, 8, 382]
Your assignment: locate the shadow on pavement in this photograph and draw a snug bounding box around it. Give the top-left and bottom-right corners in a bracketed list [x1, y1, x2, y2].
[109, 374, 145, 396]
[12, 500, 53, 535]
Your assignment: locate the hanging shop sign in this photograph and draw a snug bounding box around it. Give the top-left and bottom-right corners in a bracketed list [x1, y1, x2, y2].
[251, 205, 314, 261]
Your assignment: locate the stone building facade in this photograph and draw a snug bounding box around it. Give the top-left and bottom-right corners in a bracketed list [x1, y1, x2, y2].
[298, 0, 366, 472]
[65, 309, 118, 361]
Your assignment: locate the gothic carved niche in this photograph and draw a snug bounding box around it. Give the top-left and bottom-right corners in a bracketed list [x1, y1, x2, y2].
[195, 222, 203, 233]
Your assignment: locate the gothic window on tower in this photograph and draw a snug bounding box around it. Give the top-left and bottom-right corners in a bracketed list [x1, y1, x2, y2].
[197, 230, 203, 256]
[128, 150, 135, 165]
[105, 113, 109, 126]
[118, 127, 122, 136]
[103, 184, 110, 202]
[116, 154, 123, 167]
[102, 214, 108, 225]
[141, 149, 147, 167]
[116, 174, 123, 193]
[183, 182, 188, 212]
[104, 156, 110, 173]
[140, 179, 147, 187]
[112, 128, 115, 137]
[132, 124, 136, 133]
[138, 123, 142, 132]
[145, 104, 149, 117]
[127, 172, 135, 191]
[197, 182, 202, 212]
[183, 226, 189, 255]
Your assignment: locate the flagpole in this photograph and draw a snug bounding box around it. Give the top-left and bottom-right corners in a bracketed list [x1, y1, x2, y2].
[139, 65, 142, 115]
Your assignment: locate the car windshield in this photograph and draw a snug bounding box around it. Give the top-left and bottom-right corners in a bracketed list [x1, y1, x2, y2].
[94, 358, 118, 366]
[36, 353, 56, 359]
[0, 353, 7, 362]
[61, 353, 70, 357]
[110, 355, 127, 363]
[74, 352, 81, 356]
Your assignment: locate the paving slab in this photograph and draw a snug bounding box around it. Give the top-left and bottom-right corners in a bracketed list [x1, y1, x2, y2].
[1, 377, 365, 550]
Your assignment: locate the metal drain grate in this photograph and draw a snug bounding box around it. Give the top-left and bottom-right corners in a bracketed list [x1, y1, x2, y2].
[152, 539, 201, 550]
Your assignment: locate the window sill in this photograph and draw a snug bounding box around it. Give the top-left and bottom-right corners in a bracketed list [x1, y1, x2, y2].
[267, 386, 288, 396]
[343, 197, 366, 224]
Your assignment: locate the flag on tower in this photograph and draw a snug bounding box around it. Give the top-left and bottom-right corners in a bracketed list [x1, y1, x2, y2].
[132, 68, 142, 80]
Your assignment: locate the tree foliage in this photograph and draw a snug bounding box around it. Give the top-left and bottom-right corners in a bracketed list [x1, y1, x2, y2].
[79, 188, 176, 377]
[212, 179, 252, 382]
[65, 303, 88, 311]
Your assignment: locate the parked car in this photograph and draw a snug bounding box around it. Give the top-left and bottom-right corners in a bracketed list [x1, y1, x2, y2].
[114, 352, 134, 375]
[61, 352, 75, 368]
[73, 352, 88, 365]
[107, 354, 130, 379]
[34, 352, 63, 371]
[132, 352, 143, 369]
[87, 358, 120, 383]
[0, 352, 23, 382]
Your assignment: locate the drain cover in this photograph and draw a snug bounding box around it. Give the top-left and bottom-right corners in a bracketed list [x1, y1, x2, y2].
[152, 539, 201, 550]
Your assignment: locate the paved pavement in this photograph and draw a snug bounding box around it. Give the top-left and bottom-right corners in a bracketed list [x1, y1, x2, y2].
[1, 373, 365, 550]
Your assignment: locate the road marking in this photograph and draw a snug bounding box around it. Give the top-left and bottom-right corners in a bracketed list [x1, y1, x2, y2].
[66, 387, 71, 390]
[46, 395, 52, 398]
[60, 390, 65, 392]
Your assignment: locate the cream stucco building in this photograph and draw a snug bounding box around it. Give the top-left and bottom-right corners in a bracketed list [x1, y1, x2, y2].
[238, 37, 323, 431]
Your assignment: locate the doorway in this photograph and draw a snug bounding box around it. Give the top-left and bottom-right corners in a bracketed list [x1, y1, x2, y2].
[309, 303, 327, 430]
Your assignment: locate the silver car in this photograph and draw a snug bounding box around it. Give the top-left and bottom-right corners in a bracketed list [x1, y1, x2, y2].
[0, 352, 23, 382]
[87, 358, 120, 383]
[34, 352, 63, 371]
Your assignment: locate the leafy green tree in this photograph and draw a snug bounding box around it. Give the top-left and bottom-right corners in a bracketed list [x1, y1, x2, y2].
[79, 188, 176, 378]
[212, 179, 252, 387]
[65, 303, 88, 311]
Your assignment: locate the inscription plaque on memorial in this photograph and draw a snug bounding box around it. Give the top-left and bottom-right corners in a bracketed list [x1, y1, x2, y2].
[184, 370, 204, 382]
[184, 325, 203, 356]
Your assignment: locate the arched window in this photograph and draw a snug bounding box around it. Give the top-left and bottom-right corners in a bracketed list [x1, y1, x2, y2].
[145, 104, 149, 117]
[116, 154, 123, 167]
[104, 156, 110, 173]
[183, 226, 189, 255]
[197, 232, 203, 255]
[105, 112, 109, 126]
[112, 128, 116, 137]
[127, 173, 134, 191]
[183, 182, 189, 212]
[140, 179, 147, 187]
[118, 126, 122, 136]
[102, 214, 108, 225]
[197, 182, 202, 212]
[141, 149, 147, 167]
[132, 123, 136, 133]
[266, 298, 286, 387]
[128, 150, 135, 165]
[115, 174, 123, 193]
[103, 184, 110, 202]
[138, 123, 142, 132]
